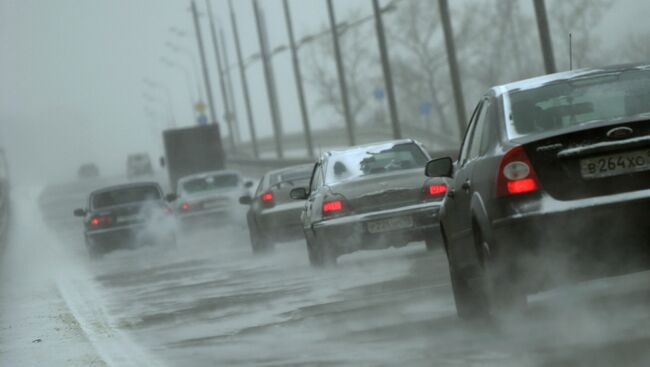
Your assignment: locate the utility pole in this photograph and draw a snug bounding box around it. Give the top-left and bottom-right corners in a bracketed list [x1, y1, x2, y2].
[206, 0, 236, 152]
[190, 0, 219, 128]
[228, 0, 259, 158]
[533, 0, 556, 74]
[372, 0, 401, 140]
[220, 28, 242, 144]
[438, 0, 467, 140]
[253, 0, 284, 159]
[326, 0, 355, 146]
[283, 0, 314, 158]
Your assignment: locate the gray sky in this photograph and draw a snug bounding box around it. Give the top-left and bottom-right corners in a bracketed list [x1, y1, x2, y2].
[0, 0, 648, 184]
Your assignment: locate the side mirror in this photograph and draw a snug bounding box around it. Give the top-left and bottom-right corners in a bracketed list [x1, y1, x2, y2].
[159, 156, 166, 168]
[239, 195, 252, 205]
[244, 180, 254, 188]
[165, 193, 177, 202]
[73, 208, 86, 217]
[290, 187, 309, 200]
[425, 157, 453, 178]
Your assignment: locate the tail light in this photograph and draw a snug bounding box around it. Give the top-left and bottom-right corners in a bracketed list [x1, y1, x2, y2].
[427, 183, 448, 197]
[260, 191, 274, 208]
[322, 195, 349, 218]
[89, 214, 112, 227]
[496, 146, 540, 196]
[180, 202, 191, 211]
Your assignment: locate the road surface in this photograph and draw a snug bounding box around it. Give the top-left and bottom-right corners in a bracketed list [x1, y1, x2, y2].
[2, 176, 650, 366]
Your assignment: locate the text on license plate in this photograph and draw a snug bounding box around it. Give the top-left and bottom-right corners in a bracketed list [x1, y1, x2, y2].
[367, 216, 414, 234]
[580, 148, 650, 179]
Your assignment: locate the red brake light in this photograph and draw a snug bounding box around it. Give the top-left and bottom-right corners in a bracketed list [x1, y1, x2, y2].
[428, 183, 448, 196]
[261, 192, 273, 202]
[89, 215, 111, 227]
[180, 202, 190, 211]
[322, 200, 343, 213]
[497, 146, 541, 196]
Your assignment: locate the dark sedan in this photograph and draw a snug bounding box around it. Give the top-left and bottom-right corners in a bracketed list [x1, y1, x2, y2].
[426, 64, 650, 319]
[291, 140, 447, 266]
[239, 164, 313, 253]
[74, 182, 177, 258]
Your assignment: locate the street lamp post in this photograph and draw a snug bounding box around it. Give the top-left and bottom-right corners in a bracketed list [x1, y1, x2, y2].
[206, 0, 236, 152]
[283, 0, 314, 158]
[220, 27, 241, 145]
[372, 0, 401, 140]
[161, 57, 196, 121]
[166, 40, 204, 102]
[228, 0, 259, 158]
[190, 0, 219, 127]
[326, 0, 355, 146]
[253, 0, 284, 159]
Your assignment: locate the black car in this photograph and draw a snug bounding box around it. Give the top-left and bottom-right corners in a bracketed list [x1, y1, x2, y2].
[74, 182, 177, 258]
[291, 140, 447, 266]
[426, 64, 650, 319]
[239, 164, 313, 253]
[78, 163, 100, 179]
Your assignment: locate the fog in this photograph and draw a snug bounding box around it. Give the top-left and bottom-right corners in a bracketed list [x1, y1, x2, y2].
[2, 1, 650, 366]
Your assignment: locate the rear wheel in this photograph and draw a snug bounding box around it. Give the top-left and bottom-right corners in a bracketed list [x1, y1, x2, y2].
[306, 234, 337, 267]
[249, 224, 273, 254]
[448, 229, 526, 320]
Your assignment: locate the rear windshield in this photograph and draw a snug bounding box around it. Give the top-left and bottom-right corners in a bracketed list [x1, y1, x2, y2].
[92, 186, 161, 209]
[508, 69, 650, 139]
[182, 173, 240, 194]
[325, 142, 428, 184]
[269, 168, 312, 188]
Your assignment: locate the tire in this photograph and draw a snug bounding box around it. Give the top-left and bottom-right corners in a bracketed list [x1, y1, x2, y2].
[249, 224, 273, 254]
[306, 234, 337, 267]
[448, 228, 526, 320]
[424, 229, 442, 251]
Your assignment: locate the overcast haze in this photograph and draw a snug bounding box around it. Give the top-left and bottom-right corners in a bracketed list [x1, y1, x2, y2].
[1, 0, 649, 184]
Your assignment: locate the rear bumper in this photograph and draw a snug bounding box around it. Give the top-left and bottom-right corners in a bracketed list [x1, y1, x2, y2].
[85, 223, 173, 251]
[312, 201, 441, 253]
[490, 189, 650, 288]
[177, 207, 233, 227]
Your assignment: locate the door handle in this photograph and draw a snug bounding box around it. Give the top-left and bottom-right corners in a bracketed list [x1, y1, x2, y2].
[461, 180, 471, 192]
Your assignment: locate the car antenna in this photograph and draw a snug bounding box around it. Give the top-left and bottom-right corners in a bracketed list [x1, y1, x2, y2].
[569, 33, 573, 71]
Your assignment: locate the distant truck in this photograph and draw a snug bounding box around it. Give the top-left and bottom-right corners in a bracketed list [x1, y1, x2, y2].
[162, 124, 225, 192]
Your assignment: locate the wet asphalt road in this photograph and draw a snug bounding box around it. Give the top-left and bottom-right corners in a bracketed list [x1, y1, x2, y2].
[30, 176, 650, 366]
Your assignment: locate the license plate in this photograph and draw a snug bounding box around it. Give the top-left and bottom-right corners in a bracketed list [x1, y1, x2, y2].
[367, 216, 414, 234]
[116, 214, 141, 223]
[202, 200, 226, 209]
[580, 148, 650, 179]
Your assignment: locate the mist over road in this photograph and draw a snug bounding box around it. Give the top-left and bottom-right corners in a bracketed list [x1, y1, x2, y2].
[2, 175, 650, 366]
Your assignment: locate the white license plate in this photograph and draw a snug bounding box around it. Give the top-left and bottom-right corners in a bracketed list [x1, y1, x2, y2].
[116, 214, 141, 223]
[202, 201, 227, 209]
[367, 216, 414, 234]
[580, 148, 650, 179]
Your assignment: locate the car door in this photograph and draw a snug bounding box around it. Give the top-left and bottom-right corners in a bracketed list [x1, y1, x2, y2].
[444, 99, 486, 246]
[303, 161, 324, 232]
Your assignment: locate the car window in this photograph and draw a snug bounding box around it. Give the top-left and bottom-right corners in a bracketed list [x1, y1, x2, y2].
[468, 99, 490, 160]
[507, 69, 650, 139]
[459, 101, 483, 165]
[324, 142, 428, 184]
[181, 173, 240, 194]
[92, 186, 161, 209]
[309, 163, 323, 192]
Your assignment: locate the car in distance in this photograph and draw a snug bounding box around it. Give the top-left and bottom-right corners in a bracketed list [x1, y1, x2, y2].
[239, 164, 313, 253]
[291, 140, 447, 266]
[426, 64, 650, 319]
[126, 153, 154, 179]
[78, 163, 100, 179]
[73, 182, 177, 258]
[175, 170, 253, 228]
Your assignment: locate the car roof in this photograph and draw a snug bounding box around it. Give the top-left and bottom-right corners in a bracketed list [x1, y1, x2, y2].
[265, 163, 314, 177]
[323, 139, 417, 158]
[90, 181, 161, 196]
[492, 63, 650, 97]
[178, 170, 241, 184]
